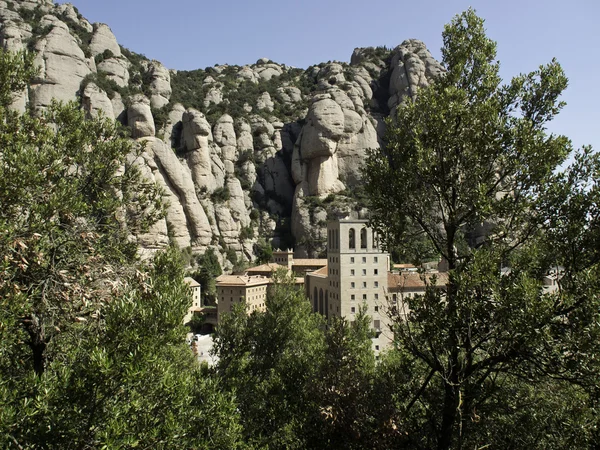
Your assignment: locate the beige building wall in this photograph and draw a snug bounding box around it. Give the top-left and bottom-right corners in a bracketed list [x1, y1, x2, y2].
[308, 219, 392, 356]
[272, 249, 294, 269]
[216, 276, 269, 321]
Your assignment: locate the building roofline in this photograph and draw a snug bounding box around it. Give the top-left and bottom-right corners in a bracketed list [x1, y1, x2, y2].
[329, 219, 369, 225]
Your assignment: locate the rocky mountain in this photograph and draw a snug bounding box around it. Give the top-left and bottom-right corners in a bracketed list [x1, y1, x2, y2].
[0, 0, 443, 268]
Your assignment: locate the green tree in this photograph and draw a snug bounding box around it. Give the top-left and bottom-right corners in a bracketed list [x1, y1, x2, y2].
[214, 270, 326, 448]
[254, 237, 273, 264]
[307, 310, 377, 449]
[0, 49, 243, 449]
[191, 247, 222, 304]
[364, 9, 600, 449]
[213, 270, 385, 449]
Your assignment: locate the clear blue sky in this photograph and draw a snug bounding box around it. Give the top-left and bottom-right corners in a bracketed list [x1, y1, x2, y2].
[63, 0, 599, 153]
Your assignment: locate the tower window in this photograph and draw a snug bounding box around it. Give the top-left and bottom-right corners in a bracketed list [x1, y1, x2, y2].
[349, 228, 356, 249]
[360, 228, 367, 249]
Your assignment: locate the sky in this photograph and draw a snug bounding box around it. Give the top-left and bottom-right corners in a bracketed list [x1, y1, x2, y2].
[62, 0, 600, 153]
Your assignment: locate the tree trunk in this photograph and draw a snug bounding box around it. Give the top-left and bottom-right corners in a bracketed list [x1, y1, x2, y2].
[24, 314, 46, 376]
[438, 378, 459, 450]
[438, 236, 460, 450]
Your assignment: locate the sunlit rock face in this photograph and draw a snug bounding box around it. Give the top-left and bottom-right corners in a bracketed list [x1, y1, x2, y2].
[0, 1, 444, 261]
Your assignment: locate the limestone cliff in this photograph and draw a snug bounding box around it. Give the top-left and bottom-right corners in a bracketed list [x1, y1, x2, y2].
[0, 0, 443, 264]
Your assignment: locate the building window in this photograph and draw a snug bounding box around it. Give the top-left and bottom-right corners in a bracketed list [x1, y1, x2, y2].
[351, 282, 355, 288]
[374, 257, 378, 263]
[350, 257, 354, 263]
[375, 345, 380, 351]
[374, 306, 379, 312]
[362, 269, 366, 276]
[350, 269, 355, 276]
[360, 228, 367, 248]
[351, 294, 355, 300]
[349, 228, 356, 249]
[351, 307, 356, 313]
[362, 282, 367, 288]
[363, 294, 367, 300]
[362, 257, 366, 263]
[374, 293, 379, 300]
[374, 319, 381, 330]
[374, 281, 379, 288]
[374, 269, 378, 275]
[373, 230, 378, 249]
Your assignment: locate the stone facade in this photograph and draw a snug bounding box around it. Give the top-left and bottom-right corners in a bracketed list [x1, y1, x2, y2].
[305, 219, 391, 355]
[216, 275, 270, 319]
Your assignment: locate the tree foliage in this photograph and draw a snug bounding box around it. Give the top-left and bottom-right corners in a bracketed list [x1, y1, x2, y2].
[0, 49, 243, 449]
[364, 9, 600, 449]
[213, 270, 379, 449]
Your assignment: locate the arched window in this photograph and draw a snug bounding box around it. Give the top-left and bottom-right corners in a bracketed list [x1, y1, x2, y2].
[349, 228, 356, 249]
[319, 289, 324, 315]
[314, 287, 318, 313]
[360, 228, 367, 249]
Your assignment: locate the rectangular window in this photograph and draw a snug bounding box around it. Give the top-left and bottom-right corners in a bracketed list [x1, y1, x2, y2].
[374, 293, 379, 300]
[374, 319, 381, 330]
[350, 257, 354, 263]
[362, 282, 367, 288]
[351, 282, 355, 288]
[374, 257, 378, 263]
[374, 306, 379, 312]
[374, 269, 378, 275]
[351, 307, 356, 313]
[362, 269, 366, 276]
[350, 269, 355, 276]
[362, 257, 366, 263]
[363, 294, 367, 300]
[375, 345, 380, 351]
[351, 294, 355, 300]
[374, 281, 379, 288]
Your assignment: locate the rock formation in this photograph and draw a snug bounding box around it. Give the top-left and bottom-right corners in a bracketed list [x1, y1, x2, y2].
[0, 0, 444, 263]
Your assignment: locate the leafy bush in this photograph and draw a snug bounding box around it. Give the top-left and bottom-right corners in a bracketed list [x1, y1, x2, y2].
[239, 225, 254, 241]
[254, 238, 273, 264]
[94, 49, 115, 65]
[211, 186, 230, 203]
